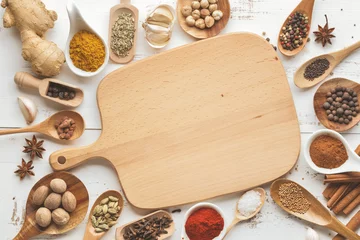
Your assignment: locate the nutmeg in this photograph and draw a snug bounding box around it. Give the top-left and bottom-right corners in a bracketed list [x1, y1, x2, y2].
[35, 207, 51, 228]
[52, 208, 70, 226]
[44, 193, 62, 210]
[50, 178, 67, 193]
[62, 191, 77, 212]
[32, 185, 50, 206]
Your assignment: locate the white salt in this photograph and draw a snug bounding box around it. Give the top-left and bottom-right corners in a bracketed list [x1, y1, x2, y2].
[237, 190, 262, 217]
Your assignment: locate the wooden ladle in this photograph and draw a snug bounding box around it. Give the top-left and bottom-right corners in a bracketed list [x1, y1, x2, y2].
[270, 179, 360, 240]
[115, 210, 175, 240]
[278, 0, 315, 56]
[294, 41, 360, 89]
[14, 72, 84, 108]
[313, 78, 360, 132]
[13, 171, 89, 240]
[223, 188, 266, 239]
[176, 0, 230, 39]
[109, 0, 138, 63]
[0, 110, 85, 140]
[83, 190, 124, 240]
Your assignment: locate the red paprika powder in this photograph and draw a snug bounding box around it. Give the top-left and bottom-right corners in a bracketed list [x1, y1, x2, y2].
[185, 207, 224, 240]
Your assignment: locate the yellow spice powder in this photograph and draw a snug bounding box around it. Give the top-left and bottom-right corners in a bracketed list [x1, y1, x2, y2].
[69, 30, 105, 72]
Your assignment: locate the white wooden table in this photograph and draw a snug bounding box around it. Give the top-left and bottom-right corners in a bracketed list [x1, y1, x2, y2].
[1, 0, 360, 239]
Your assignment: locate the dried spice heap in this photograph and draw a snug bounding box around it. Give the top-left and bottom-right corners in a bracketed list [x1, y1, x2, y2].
[123, 215, 172, 240]
[279, 12, 309, 51]
[55, 117, 76, 140]
[314, 15, 335, 47]
[304, 58, 330, 80]
[279, 182, 311, 214]
[323, 86, 359, 124]
[14, 159, 34, 179]
[23, 135, 45, 160]
[310, 135, 348, 169]
[111, 13, 135, 58]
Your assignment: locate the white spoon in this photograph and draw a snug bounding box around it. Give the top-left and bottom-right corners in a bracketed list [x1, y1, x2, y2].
[65, 0, 109, 77]
[305, 129, 360, 174]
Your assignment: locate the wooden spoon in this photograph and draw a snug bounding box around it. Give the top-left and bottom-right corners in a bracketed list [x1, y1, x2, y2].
[176, 0, 230, 39]
[115, 210, 175, 240]
[13, 171, 89, 240]
[14, 72, 84, 108]
[223, 188, 266, 239]
[277, 0, 315, 56]
[83, 190, 124, 240]
[270, 179, 360, 240]
[313, 78, 360, 132]
[294, 41, 360, 89]
[0, 110, 85, 140]
[109, 0, 138, 63]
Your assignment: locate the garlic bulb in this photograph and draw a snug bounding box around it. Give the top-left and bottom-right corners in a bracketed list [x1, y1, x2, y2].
[305, 227, 319, 240]
[18, 97, 37, 124]
[142, 5, 175, 48]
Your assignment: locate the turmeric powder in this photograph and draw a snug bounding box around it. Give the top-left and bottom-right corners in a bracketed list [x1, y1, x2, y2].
[69, 30, 105, 72]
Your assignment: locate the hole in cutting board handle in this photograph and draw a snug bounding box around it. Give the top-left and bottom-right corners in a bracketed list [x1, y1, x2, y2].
[58, 156, 66, 164]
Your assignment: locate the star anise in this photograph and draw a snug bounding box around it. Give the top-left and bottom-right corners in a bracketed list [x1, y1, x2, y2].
[313, 15, 335, 47]
[23, 135, 46, 160]
[14, 159, 35, 180]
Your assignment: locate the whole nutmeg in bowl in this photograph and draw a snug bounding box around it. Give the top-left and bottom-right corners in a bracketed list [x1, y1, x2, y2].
[62, 191, 77, 212]
[35, 207, 52, 228]
[52, 208, 70, 226]
[50, 178, 67, 193]
[44, 193, 62, 210]
[32, 186, 50, 206]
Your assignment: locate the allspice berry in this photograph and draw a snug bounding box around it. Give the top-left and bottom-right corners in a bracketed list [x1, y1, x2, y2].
[50, 178, 67, 194]
[32, 186, 50, 206]
[62, 191, 77, 212]
[44, 193, 62, 210]
[35, 207, 52, 228]
[52, 208, 70, 226]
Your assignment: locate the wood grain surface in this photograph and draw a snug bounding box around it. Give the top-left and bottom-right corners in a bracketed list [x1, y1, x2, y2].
[49, 33, 300, 209]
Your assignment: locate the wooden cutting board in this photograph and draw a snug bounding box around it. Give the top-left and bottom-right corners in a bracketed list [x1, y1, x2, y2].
[50, 33, 300, 209]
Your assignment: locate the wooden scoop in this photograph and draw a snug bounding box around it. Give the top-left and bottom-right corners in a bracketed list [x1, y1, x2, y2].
[270, 179, 360, 240]
[277, 0, 315, 56]
[313, 78, 360, 132]
[0, 110, 85, 141]
[109, 0, 138, 63]
[223, 188, 266, 239]
[13, 171, 89, 240]
[176, 0, 230, 39]
[83, 190, 124, 240]
[115, 210, 175, 240]
[14, 72, 84, 108]
[294, 41, 360, 89]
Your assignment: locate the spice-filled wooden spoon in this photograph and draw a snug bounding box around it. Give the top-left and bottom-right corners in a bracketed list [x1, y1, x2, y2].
[109, 0, 138, 63]
[271, 179, 360, 240]
[13, 171, 89, 240]
[83, 190, 124, 240]
[0, 110, 85, 141]
[14, 72, 84, 108]
[176, 0, 230, 39]
[294, 41, 360, 88]
[223, 188, 266, 239]
[115, 210, 175, 240]
[304, 129, 360, 175]
[277, 0, 315, 56]
[313, 78, 360, 132]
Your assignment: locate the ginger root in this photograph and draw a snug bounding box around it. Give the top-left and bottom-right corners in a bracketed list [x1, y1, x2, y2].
[1, 0, 65, 77]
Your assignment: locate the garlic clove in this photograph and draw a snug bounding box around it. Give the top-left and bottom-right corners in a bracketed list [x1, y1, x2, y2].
[146, 20, 171, 29]
[306, 227, 320, 240]
[18, 96, 38, 124]
[146, 31, 171, 46]
[143, 23, 170, 34]
[148, 6, 174, 25]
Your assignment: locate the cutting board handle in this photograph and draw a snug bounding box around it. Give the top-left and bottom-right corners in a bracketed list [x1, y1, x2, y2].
[49, 144, 102, 171]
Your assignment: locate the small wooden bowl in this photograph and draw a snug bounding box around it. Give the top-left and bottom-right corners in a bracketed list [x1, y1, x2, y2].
[115, 210, 175, 240]
[314, 78, 360, 132]
[13, 172, 89, 240]
[177, 0, 230, 39]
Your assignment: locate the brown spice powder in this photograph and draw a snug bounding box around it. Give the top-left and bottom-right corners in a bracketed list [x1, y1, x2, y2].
[279, 183, 311, 214]
[310, 135, 348, 169]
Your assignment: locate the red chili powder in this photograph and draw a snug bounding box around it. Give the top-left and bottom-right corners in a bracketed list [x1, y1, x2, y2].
[185, 207, 224, 240]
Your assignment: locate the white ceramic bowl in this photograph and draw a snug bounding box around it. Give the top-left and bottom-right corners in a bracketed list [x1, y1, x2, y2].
[65, 0, 109, 77]
[181, 202, 227, 240]
[304, 129, 360, 174]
